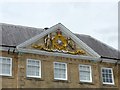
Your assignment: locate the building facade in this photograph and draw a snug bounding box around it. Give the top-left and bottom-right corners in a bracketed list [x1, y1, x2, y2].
[0, 23, 120, 89]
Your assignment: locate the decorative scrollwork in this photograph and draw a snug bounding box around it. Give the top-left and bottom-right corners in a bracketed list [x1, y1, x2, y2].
[32, 29, 86, 55]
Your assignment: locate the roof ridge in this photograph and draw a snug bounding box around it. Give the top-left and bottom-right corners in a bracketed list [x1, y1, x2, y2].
[74, 33, 91, 37]
[0, 23, 43, 31]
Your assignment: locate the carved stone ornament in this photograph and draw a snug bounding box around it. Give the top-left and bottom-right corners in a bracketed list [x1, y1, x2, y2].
[32, 29, 86, 55]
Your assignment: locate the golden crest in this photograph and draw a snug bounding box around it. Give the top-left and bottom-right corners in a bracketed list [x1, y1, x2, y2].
[52, 33, 67, 50]
[32, 29, 86, 55]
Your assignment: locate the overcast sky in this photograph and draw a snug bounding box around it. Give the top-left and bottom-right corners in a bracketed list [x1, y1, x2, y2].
[0, 0, 119, 50]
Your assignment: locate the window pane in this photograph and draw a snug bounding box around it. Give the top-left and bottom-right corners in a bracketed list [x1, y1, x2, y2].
[102, 68, 114, 84]
[54, 62, 67, 80]
[109, 70, 112, 73]
[0, 57, 12, 76]
[27, 59, 41, 78]
[54, 73, 59, 78]
[79, 65, 91, 82]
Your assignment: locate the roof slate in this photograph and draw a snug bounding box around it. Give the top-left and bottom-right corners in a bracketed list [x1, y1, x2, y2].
[75, 34, 119, 59]
[1, 23, 119, 59]
[1, 23, 43, 46]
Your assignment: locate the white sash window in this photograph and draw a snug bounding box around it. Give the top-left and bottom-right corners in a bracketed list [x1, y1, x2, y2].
[27, 59, 41, 78]
[54, 62, 67, 80]
[79, 65, 92, 82]
[0, 57, 12, 76]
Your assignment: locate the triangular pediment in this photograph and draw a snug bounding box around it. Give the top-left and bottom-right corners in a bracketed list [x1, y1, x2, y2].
[17, 23, 100, 57]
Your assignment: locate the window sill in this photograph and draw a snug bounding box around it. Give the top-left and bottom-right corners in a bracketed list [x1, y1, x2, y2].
[53, 79, 69, 83]
[79, 81, 94, 85]
[102, 84, 116, 87]
[0, 75, 14, 79]
[26, 77, 44, 81]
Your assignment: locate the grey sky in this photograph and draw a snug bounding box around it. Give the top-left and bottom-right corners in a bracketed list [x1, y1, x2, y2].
[0, 0, 118, 50]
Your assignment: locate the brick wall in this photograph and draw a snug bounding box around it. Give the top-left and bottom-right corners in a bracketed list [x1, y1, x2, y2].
[1, 51, 120, 89]
[116, 64, 120, 90]
[1, 51, 18, 88]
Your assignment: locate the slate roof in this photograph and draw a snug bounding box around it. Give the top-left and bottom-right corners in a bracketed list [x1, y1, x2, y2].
[75, 34, 119, 59]
[0, 23, 43, 46]
[0, 23, 119, 59]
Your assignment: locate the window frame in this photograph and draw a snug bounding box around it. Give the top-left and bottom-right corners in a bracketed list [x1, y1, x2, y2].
[79, 64, 92, 83]
[0, 56, 12, 76]
[53, 62, 67, 80]
[26, 59, 41, 78]
[101, 67, 114, 85]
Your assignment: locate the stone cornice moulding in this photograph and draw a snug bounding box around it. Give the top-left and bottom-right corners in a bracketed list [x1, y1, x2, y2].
[0, 46, 119, 64]
[17, 48, 101, 61]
